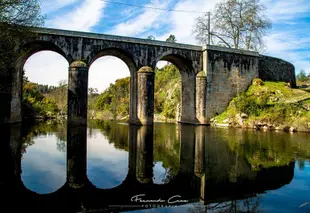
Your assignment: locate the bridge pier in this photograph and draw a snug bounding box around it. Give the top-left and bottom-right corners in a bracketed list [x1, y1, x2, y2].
[194, 126, 206, 177]
[0, 124, 22, 187]
[67, 60, 89, 189]
[68, 61, 89, 125]
[0, 62, 22, 124]
[196, 72, 208, 124]
[179, 73, 197, 124]
[136, 125, 154, 183]
[67, 124, 87, 188]
[137, 66, 155, 125]
[179, 125, 195, 174]
[128, 125, 138, 180]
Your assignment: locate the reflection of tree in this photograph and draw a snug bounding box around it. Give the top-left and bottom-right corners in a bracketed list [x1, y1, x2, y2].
[298, 160, 305, 170]
[21, 121, 67, 155]
[89, 120, 181, 182]
[56, 140, 67, 152]
[218, 128, 310, 170]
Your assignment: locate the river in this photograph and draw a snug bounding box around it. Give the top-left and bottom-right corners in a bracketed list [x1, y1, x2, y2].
[1, 120, 309, 213]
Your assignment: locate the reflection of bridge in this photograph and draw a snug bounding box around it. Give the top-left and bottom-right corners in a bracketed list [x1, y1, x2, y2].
[1, 27, 295, 125]
[0, 123, 295, 212]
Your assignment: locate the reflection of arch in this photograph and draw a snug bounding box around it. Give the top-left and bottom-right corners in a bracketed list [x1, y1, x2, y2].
[19, 40, 70, 66]
[88, 48, 137, 74]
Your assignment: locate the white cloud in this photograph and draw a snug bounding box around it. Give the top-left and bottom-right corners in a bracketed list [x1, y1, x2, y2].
[260, 0, 310, 75]
[261, 0, 310, 23]
[154, 0, 220, 44]
[156, 61, 168, 68]
[40, 0, 78, 14]
[21, 135, 66, 194]
[107, 0, 171, 37]
[24, 51, 69, 86]
[89, 57, 130, 92]
[46, 0, 106, 31]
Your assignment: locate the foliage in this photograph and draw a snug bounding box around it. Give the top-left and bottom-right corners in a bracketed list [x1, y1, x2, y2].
[21, 120, 67, 155]
[92, 64, 182, 121]
[147, 35, 155, 40]
[22, 74, 59, 119]
[296, 69, 310, 82]
[154, 64, 181, 119]
[44, 80, 68, 114]
[166, 34, 177, 43]
[89, 120, 180, 182]
[95, 77, 130, 119]
[214, 79, 310, 129]
[0, 0, 44, 68]
[193, 0, 271, 51]
[36, 84, 58, 94]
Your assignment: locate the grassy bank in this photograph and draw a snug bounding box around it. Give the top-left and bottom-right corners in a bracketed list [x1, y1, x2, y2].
[213, 78, 310, 133]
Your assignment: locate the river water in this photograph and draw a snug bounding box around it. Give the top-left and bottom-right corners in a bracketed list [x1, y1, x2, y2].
[1, 120, 309, 213]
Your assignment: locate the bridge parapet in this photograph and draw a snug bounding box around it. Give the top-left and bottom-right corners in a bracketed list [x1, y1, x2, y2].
[31, 27, 203, 51]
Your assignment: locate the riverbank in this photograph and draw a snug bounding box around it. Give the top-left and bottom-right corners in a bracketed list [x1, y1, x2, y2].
[28, 78, 310, 134]
[212, 79, 310, 133]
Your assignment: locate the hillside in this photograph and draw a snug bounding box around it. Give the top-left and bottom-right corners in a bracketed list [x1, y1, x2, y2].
[213, 78, 310, 132]
[89, 64, 181, 122]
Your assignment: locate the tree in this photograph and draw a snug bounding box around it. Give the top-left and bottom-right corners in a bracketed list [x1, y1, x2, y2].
[0, 1, 44, 66]
[166, 34, 176, 43]
[147, 35, 155, 40]
[296, 69, 309, 82]
[88, 87, 99, 96]
[193, 0, 271, 52]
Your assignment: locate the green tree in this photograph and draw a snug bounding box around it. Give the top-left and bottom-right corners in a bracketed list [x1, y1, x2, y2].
[297, 69, 309, 82]
[166, 34, 177, 43]
[95, 77, 130, 119]
[193, 0, 271, 51]
[45, 80, 68, 114]
[22, 72, 59, 119]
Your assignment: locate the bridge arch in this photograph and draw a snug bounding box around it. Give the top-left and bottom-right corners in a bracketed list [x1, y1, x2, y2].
[155, 52, 197, 124]
[88, 48, 138, 123]
[155, 51, 195, 74]
[18, 40, 70, 65]
[88, 48, 137, 74]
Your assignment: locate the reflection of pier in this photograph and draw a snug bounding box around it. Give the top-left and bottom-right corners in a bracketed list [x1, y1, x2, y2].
[0, 123, 295, 212]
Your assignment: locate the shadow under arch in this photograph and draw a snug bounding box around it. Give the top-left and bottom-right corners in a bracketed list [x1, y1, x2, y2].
[88, 48, 137, 73]
[155, 52, 198, 124]
[155, 51, 196, 74]
[88, 47, 138, 123]
[18, 40, 70, 66]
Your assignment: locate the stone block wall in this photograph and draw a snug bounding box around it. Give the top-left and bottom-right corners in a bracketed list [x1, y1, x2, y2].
[205, 49, 259, 121]
[259, 55, 296, 88]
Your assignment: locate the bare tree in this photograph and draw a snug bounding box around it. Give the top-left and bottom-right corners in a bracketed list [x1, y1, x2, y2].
[0, 0, 44, 67]
[193, 0, 271, 52]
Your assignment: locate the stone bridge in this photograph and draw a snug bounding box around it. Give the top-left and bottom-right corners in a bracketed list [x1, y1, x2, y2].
[0, 27, 296, 125]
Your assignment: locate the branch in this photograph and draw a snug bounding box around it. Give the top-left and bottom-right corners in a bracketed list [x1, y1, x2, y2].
[210, 32, 232, 48]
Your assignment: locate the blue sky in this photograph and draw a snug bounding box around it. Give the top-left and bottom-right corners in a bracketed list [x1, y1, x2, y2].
[24, 0, 310, 92]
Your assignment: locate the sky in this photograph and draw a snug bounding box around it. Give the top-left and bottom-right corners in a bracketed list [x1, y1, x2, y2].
[24, 0, 310, 92]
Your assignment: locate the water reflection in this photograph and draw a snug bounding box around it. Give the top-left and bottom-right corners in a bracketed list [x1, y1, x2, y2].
[0, 121, 309, 213]
[87, 127, 129, 189]
[21, 134, 66, 194]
